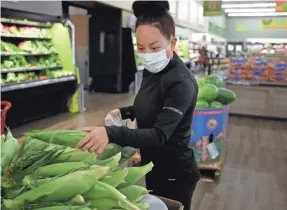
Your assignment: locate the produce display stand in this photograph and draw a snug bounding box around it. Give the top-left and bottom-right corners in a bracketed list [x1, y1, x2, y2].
[190, 106, 229, 182]
[227, 52, 287, 120]
[0, 8, 82, 128]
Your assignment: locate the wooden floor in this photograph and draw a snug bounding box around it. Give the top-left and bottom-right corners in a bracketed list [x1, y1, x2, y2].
[12, 93, 287, 210]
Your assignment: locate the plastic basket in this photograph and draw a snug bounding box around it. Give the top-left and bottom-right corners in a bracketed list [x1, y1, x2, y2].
[1, 101, 12, 135]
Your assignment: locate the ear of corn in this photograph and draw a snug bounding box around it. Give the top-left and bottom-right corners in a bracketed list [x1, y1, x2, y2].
[89, 198, 121, 210]
[100, 168, 128, 187]
[52, 147, 97, 164]
[118, 162, 154, 188]
[33, 162, 88, 177]
[135, 201, 150, 210]
[84, 181, 141, 210]
[31, 206, 92, 210]
[3, 166, 110, 210]
[1, 129, 20, 170]
[91, 152, 121, 170]
[25, 130, 87, 147]
[1, 134, 6, 144]
[22, 175, 55, 189]
[118, 185, 149, 202]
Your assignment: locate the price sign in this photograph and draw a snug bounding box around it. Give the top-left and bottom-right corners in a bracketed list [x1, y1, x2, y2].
[203, 0, 222, 16]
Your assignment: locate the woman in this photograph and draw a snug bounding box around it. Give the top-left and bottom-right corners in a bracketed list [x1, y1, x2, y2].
[76, 1, 200, 209]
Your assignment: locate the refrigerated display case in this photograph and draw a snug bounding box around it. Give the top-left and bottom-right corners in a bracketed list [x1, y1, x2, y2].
[1, 8, 78, 128]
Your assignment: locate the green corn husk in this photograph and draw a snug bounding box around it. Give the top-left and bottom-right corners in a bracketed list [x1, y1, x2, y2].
[84, 181, 141, 210]
[31, 206, 91, 210]
[1, 129, 19, 170]
[97, 144, 137, 163]
[33, 162, 88, 177]
[23, 175, 55, 189]
[89, 198, 121, 210]
[91, 152, 121, 170]
[118, 185, 150, 202]
[6, 137, 64, 181]
[135, 202, 150, 210]
[3, 166, 110, 210]
[69, 194, 86, 205]
[118, 162, 154, 188]
[1, 134, 6, 144]
[52, 147, 97, 164]
[100, 168, 128, 187]
[25, 130, 87, 147]
[4, 186, 27, 199]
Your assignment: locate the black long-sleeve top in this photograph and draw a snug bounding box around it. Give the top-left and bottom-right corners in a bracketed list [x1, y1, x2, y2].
[105, 53, 200, 184]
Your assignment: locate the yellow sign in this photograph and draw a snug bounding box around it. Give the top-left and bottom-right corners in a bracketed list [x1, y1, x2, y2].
[261, 18, 287, 29]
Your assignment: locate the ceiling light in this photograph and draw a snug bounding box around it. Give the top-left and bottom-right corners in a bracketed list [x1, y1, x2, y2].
[222, 3, 276, 8]
[225, 8, 276, 13]
[228, 12, 287, 17]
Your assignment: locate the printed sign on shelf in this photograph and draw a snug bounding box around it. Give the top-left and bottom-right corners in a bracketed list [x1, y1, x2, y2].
[276, 0, 287, 12]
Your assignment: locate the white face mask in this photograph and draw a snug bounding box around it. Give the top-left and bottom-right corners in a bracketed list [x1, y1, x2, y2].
[137, 42, 171, 73]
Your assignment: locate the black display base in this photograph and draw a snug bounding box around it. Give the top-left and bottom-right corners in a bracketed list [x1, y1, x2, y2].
[1, 81, 77, 128]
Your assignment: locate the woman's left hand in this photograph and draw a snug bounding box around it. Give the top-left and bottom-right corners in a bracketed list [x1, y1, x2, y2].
[76, 127, 109, 154]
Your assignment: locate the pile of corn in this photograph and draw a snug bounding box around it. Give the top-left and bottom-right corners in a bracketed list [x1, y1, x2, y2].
[1, 130, 153, 210]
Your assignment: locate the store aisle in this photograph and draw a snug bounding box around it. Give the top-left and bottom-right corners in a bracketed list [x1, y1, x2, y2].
[191, 117, 287, 210]
[12, 92, 133, 137]
[12, 93, 287, 210]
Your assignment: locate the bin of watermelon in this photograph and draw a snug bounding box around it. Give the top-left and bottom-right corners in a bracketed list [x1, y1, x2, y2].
[191, 75, 236, 164]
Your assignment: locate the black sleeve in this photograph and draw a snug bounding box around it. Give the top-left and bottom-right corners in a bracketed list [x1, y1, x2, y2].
[119, 106, 135, 120]
[105, 78, 197, 149]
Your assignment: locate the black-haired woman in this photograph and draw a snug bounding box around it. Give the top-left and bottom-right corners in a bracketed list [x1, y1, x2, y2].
[76, 1, 200, 209]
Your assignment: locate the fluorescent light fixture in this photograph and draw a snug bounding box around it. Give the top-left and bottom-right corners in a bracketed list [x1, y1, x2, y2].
[225, 8, 276, 13]
[222, 3, 276, 8]
[228, 12, 287, 17]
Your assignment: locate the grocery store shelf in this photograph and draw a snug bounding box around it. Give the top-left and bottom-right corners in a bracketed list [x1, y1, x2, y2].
[1, 34, 51, 40]
[137, 65, 144, 71]
[1, 76, 76, 92]
[1, 19, 51, 28]
[1, 65, 62, 73]
[227, 80, 287, 88]
[1, 52, 56, 56]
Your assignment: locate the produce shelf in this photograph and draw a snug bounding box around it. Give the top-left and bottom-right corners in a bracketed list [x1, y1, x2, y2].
[1, 76, 76, 92]
[1, 52, 56, 56]
[1, 65, 62, 73]
[1, 34, 51, 40]
[1, 18, 52, 28]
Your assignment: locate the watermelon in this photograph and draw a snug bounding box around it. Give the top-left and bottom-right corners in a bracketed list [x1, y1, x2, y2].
[195, 100, 209, 109]
[216, 88, 236, 105]
[195, 77, 205, 88]
[197, 84, 219, 101]
[204, 74, 224, 88]
[209, 101, 223, 108]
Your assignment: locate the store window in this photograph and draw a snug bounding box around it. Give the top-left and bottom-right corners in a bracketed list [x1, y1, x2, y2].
[169, 0, 177, 16]
[198, 4, 204, 25]
[178, 0, 189, 21]
[189, 0, 198, 23]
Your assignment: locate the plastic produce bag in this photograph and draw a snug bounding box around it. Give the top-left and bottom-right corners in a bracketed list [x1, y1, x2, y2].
[105, 114, 123, 127]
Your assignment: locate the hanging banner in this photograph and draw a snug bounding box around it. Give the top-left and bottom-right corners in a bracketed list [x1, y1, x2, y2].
[208, 22, 225, 37]
[276, 0, 287, 12]
[261, 18, 287, 29]
[203, 0, 222, 16]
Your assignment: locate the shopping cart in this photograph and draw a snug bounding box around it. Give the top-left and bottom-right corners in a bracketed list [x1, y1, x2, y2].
[1, 101, 12, 135]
